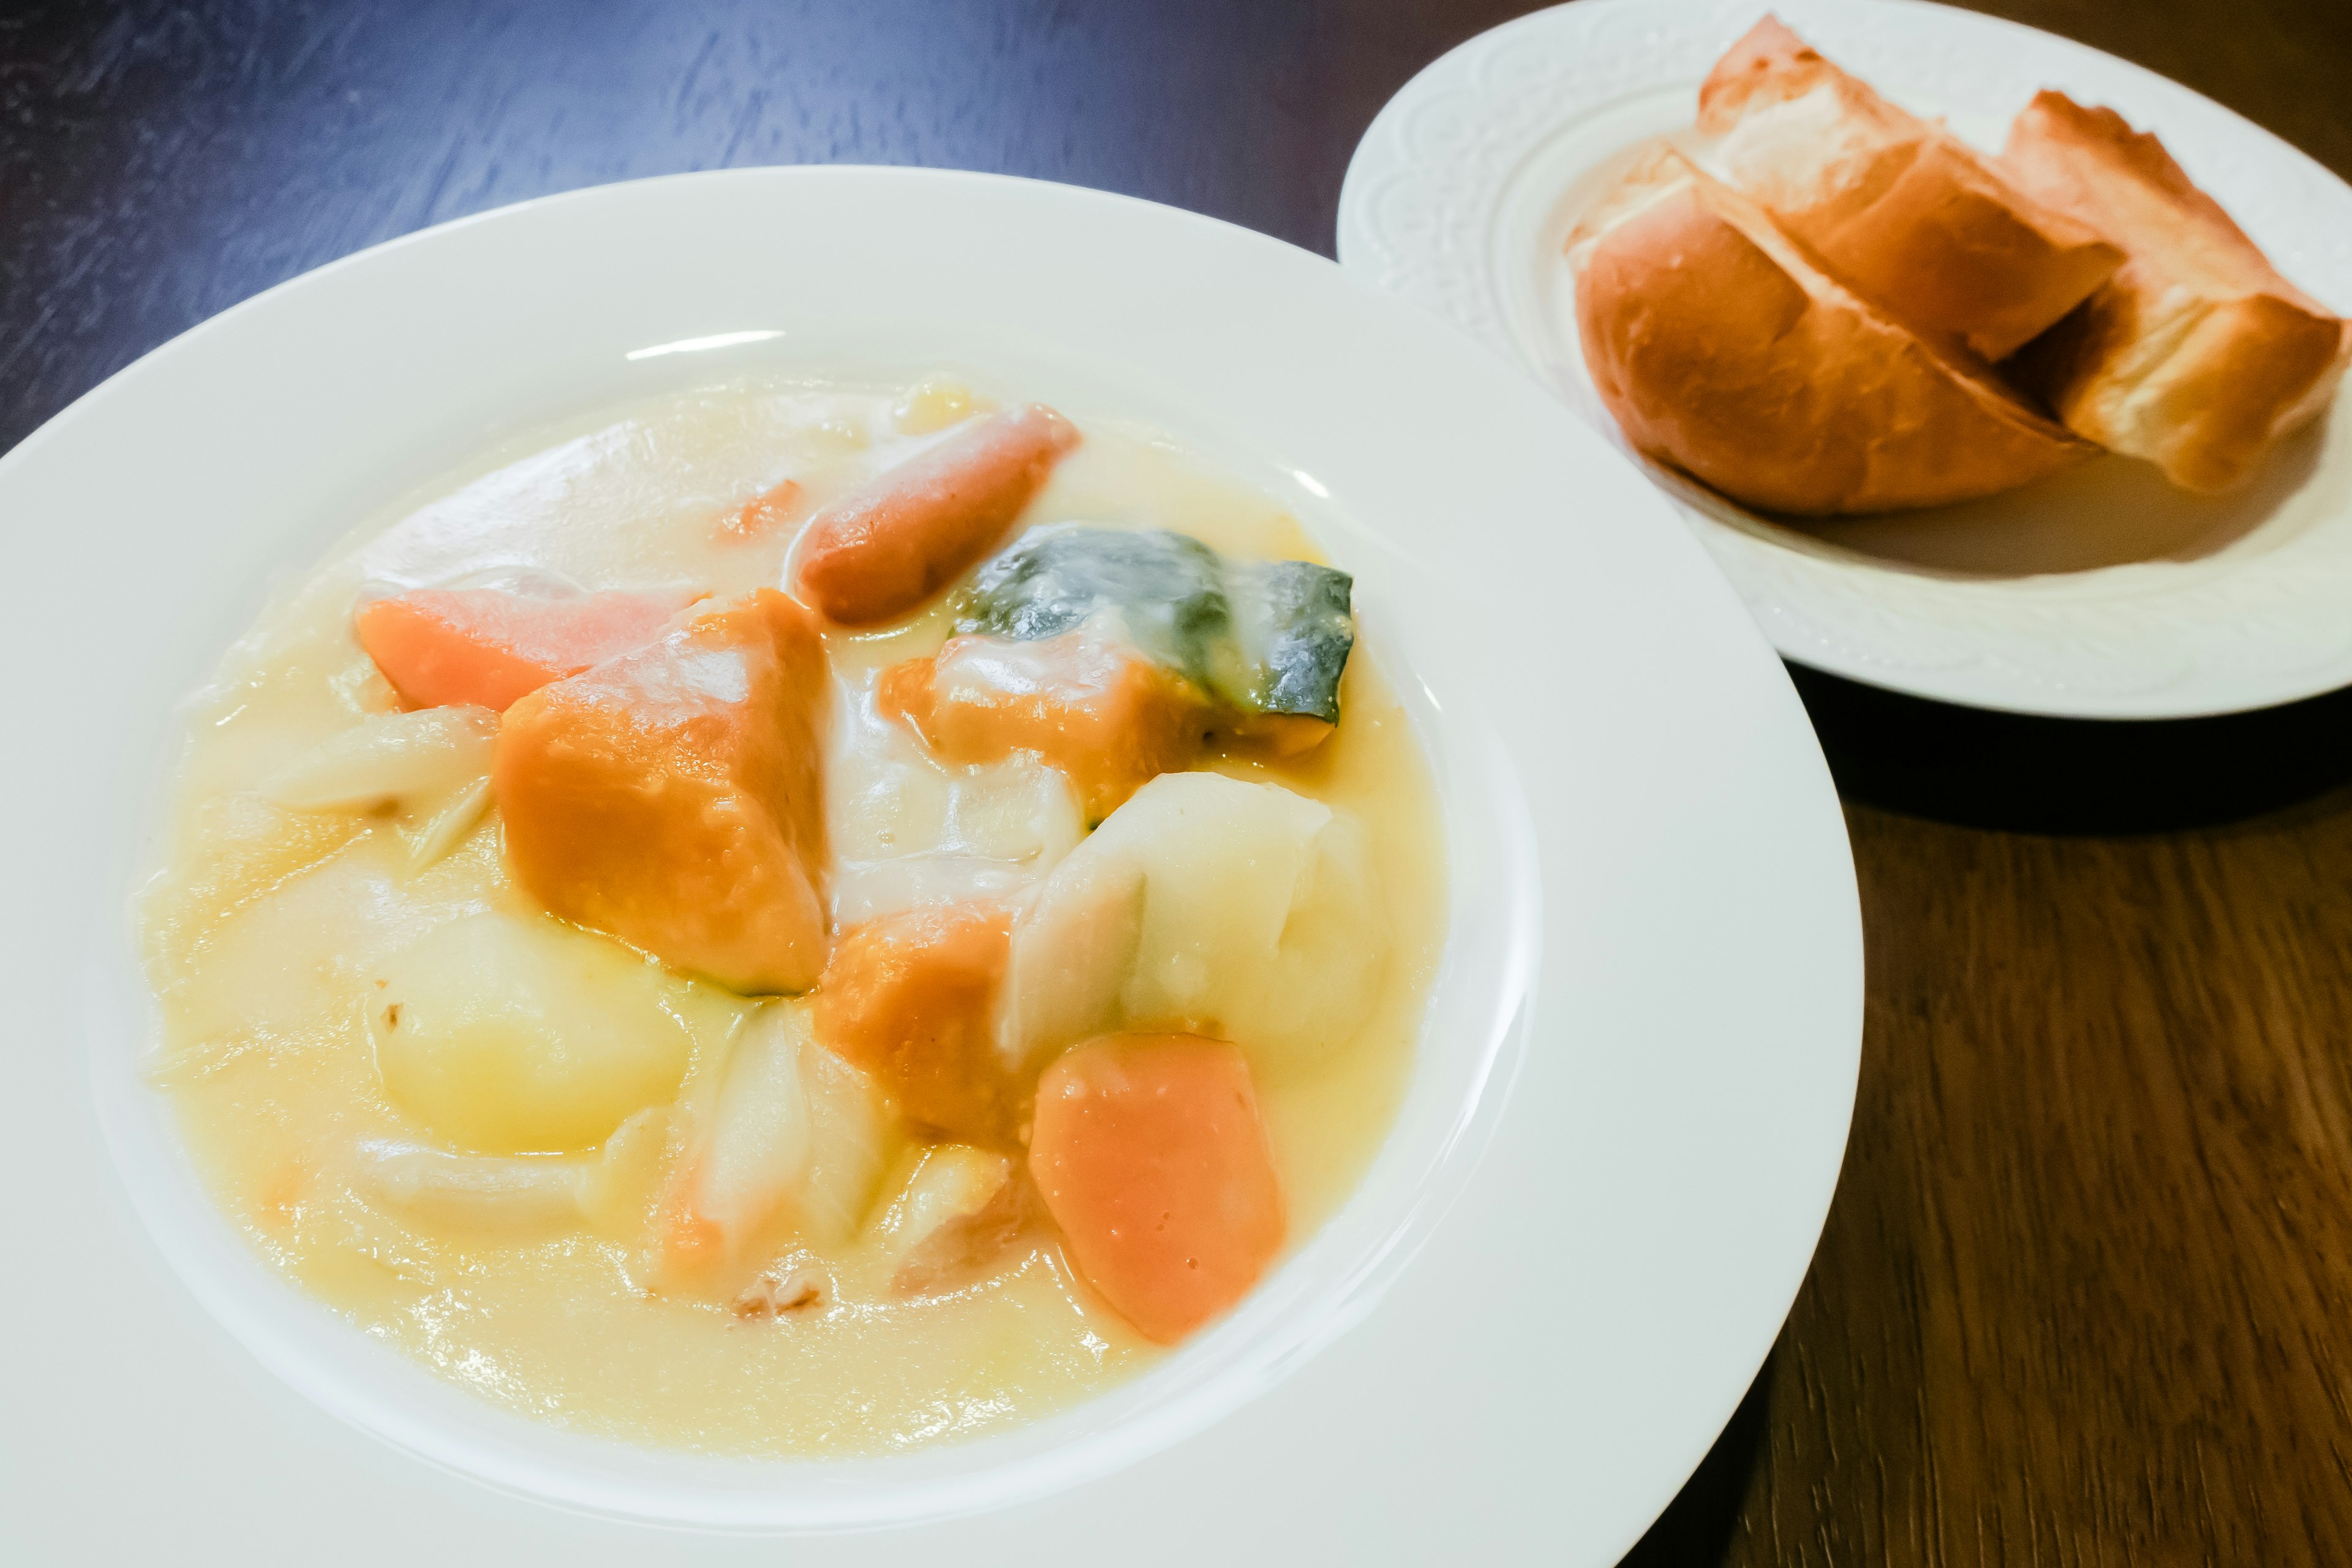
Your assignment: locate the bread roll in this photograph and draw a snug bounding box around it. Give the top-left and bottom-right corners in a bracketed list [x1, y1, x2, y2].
[1697, 16, 2121, 361]
[2000, 91, 2351, 493]
[1569, 145, 2092, 516]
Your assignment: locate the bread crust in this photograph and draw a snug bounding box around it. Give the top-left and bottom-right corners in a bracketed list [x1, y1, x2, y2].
[1569, 145, 2091, 516]
[1698, 16, 2120, 362]
[2001, 90, 2350, 492]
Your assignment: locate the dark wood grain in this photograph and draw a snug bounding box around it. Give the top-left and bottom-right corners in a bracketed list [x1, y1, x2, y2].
[7, 0, 2352, 1561]
[1777, 797, 2352, 1562]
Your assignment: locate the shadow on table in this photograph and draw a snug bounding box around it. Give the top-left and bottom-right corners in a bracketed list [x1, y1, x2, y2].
[1616, 1353, 1775, 1566]
[1787, 663, 2352, 834]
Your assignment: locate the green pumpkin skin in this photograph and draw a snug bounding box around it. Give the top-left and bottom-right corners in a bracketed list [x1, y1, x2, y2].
[952, 523, 1354, 724]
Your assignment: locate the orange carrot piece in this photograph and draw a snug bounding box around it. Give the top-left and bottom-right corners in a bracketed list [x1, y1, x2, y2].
[878, 631, 1208, 821]
[495, 589, 832, 994]
[1028, 1034, 1286, 1344]
[718, 477, 805, 543]
[355, 587, 696, 712]
[813, 903, 1017, 1145]
[792, 404, 1079, 627]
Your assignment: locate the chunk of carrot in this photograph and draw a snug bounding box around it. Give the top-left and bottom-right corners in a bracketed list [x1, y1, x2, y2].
[812, 903, 1017, 1145]
[1028, 1034, 1286, 1344]
[355, 587, 696, 712]
[495, 589, 832, 994]
[792, 404, 1079, 627]
[878, 630, 1208, 821]
[718, 477, 805, 543]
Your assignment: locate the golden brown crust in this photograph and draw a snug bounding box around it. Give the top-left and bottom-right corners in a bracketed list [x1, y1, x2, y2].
[2001, 90, 2350, 492]
[1697, 16, 2120, 362]
[1695, 14, 1858, 126]
[1570, 145, 2091, 516]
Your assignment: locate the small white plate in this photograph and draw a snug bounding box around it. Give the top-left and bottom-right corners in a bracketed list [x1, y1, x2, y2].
[1339, 0, 2352, 718]
[0, 166, 1858, 1564]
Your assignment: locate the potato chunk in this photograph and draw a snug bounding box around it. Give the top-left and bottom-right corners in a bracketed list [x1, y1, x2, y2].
[1000, 771, 1387, 1076]
[368, 912, 697, 1153]
[496, 589, 831, 993]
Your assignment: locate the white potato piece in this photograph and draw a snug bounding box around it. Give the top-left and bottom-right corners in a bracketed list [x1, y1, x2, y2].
[352, 1140, 589, 1230]
[999, 771, 1389, 1076]
[891, 375, 982, 435]
[369, 911, 697, 1154]
[262, 704, 498, 812]
[147, 842, 491, 1085]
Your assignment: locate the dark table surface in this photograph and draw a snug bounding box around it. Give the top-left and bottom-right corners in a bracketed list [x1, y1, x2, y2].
[10, 0, 2352, 1560]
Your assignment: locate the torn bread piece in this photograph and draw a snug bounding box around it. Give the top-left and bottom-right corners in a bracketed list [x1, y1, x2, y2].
[2000, 89, 2351, 493]
[1569, 143, 2091, 515]
[1697, 15, 2120, 361]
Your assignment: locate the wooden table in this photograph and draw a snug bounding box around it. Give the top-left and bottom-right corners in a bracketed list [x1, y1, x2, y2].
[8, 1, 2349, 1559]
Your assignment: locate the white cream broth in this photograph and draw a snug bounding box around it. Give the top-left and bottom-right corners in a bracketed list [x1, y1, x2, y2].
[138, 375, 1446, 1458]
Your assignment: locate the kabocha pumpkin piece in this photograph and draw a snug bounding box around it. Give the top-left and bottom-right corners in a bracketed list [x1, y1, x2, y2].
[1028, 1033, 1286, 1344]
[952, 523, 1354, 736]
[496, 588, 832, 994]
[877, 627, 1212, 821]
[884, 522, 1354, 802]
[813, 902, 1020, 1146]
[793, 403, 1080, 627]
[356, 586, 699, 712]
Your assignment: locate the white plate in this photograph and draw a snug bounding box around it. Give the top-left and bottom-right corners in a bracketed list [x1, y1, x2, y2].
[1338, 0, 2352, 719]
[0, 166, 1859, 1564]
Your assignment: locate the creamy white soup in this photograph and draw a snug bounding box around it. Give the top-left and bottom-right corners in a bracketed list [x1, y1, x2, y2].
[138, 374, 1444, 1457]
